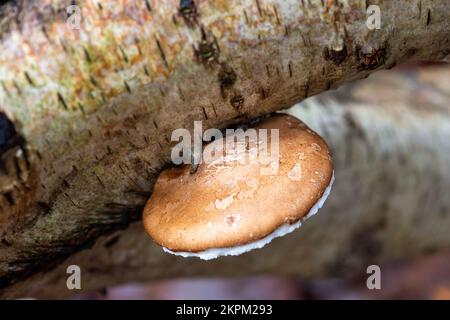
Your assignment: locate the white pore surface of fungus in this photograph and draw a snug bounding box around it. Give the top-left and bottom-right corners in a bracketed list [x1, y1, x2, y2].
[163, 172, 335, 260]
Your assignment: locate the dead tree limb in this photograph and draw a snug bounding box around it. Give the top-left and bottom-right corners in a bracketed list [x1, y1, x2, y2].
[3, 66, 450, 298]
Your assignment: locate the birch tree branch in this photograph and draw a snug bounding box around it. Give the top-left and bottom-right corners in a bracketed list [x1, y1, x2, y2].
[3, 65, 450, 298]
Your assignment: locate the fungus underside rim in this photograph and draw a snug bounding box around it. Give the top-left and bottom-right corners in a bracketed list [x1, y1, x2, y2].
[163, 171, 335, 260]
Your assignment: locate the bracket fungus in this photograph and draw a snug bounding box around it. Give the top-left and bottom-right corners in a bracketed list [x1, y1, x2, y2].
[143, 114, 334, 260]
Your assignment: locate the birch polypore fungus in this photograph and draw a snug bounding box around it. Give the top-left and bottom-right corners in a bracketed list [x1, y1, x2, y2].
[143, 114, 334, 259]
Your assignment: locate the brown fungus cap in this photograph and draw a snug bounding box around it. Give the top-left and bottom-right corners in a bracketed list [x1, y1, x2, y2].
[143, 114, 333, 257]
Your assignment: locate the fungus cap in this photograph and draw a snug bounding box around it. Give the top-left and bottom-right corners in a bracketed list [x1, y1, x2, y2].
[143, 114, 334, 259]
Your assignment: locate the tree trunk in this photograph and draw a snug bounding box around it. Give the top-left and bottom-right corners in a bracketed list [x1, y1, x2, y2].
[0, 0, 450, 296]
